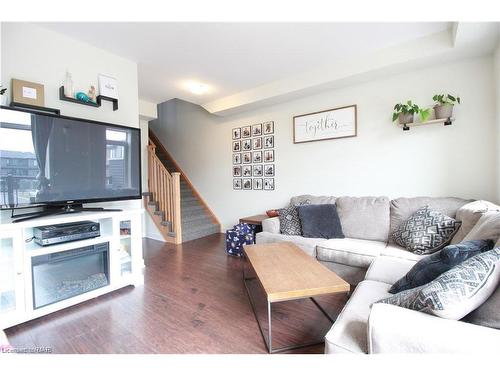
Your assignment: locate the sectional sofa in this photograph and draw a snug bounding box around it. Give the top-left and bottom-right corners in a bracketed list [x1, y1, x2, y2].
[256, 195, 500, 353]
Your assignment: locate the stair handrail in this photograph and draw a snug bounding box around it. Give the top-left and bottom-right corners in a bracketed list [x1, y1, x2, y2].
[147, 142, 182, 243]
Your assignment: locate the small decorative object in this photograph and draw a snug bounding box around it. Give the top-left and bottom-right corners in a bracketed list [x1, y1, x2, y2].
[264, 164, 275, 177]
[392, 101, 430, 128]
[232, 128, 241, 139]
[11, 78, 45, 107]
[266, 209, 279, 217]
[233, 153, 241, 165]
[253, 178, 263, 190]
[252, 123, 262, 136]
[433, 93, 460, 119]
[242, 126, 251, 138]
[264, 150, 274, 162]
[264, 178, 275, 190]
[252, 151, 262, 163]
[252, 165, 263, 177]
[264, 135, 274, 148]
[242, 165, 252, 177]
[63, 71, 74, 98]
[263, 121, 274, 135]
[242, 139, 252, 151]
[87, 85, 97, 102]
[252, 137, 262, 150]
[233, 166, 242, 177]
[233, 178, 242, 190]
[75, 91, 92, 103]
[242, 178, 252, 190]
[0, 85, 7, 106]
[232, 141, 241, 152]
[242, 152, 252, 164]
[294, 105, 357, 143]
[98, 74, 119, 99]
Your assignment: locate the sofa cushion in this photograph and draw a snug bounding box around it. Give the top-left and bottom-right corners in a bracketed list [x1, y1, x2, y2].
[290, 194, 335, 206]
[464, 282, 500, 329]
[377, 248, 500, 320]
[451, 200, 500, 244]
[335, 196, 390, 242]
[463, 211, 500, 244]
[316, 238, 386, 268]
[297, 204, 344, 239]
[381, 244, 423, 261]
[389, 196, 470, 243]
[365, 256, 416, 285]
[389, 240, 494, 294]
[255, 231, 328, 257]
[325, 280, 392, 354]
[392, 206, 461, 255]
[319, 261, 367, 286]
[277, 205, 302, 236]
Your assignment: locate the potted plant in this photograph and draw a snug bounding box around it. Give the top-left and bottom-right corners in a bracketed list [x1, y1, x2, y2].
[392, 100, 430, 125]
[432, 93, 460, 119]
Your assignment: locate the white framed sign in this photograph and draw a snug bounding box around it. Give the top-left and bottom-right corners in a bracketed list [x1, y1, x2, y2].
[98, 74, 119, 99]
[293, 104, 357, 144]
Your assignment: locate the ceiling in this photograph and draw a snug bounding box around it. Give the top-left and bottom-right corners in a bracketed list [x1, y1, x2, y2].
[39, 22, 452, 106]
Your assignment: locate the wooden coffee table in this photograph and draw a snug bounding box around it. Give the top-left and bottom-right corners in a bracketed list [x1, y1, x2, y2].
[242, 242, 350, 353]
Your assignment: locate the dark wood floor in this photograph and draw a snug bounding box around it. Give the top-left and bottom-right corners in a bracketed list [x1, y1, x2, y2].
[5, 234, 348, 354]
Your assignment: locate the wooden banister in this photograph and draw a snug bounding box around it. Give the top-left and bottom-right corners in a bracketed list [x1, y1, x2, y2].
[147, 143, 182, 243]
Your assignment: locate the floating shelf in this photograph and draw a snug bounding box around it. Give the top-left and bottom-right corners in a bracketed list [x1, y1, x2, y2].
[398, 117, 454, 131]
[9, 102, 60, 115]
[59, 86, 118, 111]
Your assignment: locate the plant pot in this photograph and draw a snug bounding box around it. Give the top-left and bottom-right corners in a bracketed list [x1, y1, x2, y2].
[398, 113, 414, 125]
[434, 104, 454, 119]
[0, 95, 7, 106]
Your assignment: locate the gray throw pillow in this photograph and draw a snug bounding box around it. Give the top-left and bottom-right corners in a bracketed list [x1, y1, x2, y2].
[392, 205, 461, 255]
[296, 204, 344, 239]
[389, 240, 494, 294]
[377, 248, 500, 320]
[278, 205, 303, 236]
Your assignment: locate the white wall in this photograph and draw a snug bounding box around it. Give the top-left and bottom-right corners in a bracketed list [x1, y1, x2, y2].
[1, 23, 141, 222]
[150, 56, 499, 230]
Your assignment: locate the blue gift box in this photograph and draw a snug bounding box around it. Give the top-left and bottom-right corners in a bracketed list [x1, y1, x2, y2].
[225, 223, 257, 257]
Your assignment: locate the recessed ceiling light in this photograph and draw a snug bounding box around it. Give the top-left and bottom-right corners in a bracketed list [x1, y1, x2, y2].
[185, 81, 210, 95]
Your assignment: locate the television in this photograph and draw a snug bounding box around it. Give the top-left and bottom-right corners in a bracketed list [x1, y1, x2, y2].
[0, 106, 141, 215]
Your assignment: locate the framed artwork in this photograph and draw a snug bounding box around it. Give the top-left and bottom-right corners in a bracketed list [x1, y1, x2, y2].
[233, 179, 242, 190]
[12, 79, 45, 107]
[252, 137, 262, 150]
[233, 153, 241, 165]
[98, 74, 119, 99]
[264, 178, 275, 190]
[264, 135, 274, 149]
[232, 141, 241, 152]
[242, 126, 251, 138]
[233, 166, 242, 177]
[293, 104, 357, 144]
[242, 165, 252, 177]
[242, 178, 252, 190]
[264, 164, 275, 177]
[242, 152, 252, 164]
[232, 128, 241, 140]
[252, 123, 262, 137]
[264, 150, 274, 163]
[252, 165, 263, 177]
[253, 178, 263, 190]
[252, 151, 262, 163]
[263, 121, 274, 135]
[242, 139, 252, 151]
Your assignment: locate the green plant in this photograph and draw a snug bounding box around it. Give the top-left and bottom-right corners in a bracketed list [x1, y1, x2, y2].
[392, 100, 430, 122]
[433, 93, 460, 106]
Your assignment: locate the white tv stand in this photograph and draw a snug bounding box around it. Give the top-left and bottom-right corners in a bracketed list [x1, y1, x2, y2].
[0, 208, 144, 330]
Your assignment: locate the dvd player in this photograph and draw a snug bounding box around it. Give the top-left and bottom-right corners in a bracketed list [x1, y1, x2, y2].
[33, 221, 100, 246]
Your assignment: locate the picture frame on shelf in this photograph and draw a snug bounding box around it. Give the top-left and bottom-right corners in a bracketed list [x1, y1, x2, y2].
[263, 121, 274, 135]
[264, 164, 275, 177]
[264, 135, 274, 149]
[252, 151, 262, 163]
[242, 152, 252, 164]
[242, 178, 252, 190]
[232, 141, 241, 152]
[233, 178, 242, 190]
[242, 139, 252, 151]
[252, 165, 263, 177]
[233, 166, 242, 177]
[252, 137, 262, 150]
[264, 178, 275, 190]
[252, 123, 262, 137]
[242, 126, 251, 138]
[242, 165, 252, 177]
[264, 150, 274, 163]
[233, 153, 241, 165]
[232, 128, 241, 139]
[11, 78, 45, 107]
[253, 178, 263, 190]
[98, 74, 119, 99]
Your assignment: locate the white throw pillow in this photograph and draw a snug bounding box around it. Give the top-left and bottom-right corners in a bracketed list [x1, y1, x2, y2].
[463, 211, 500, 244]
[451, 200, 500, 244]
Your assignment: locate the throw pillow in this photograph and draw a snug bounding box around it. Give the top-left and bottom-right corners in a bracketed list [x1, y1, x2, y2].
[392, 205, 461, 255]
[278, 205, 303, 236]
[389, 239, 494, 294]
[377, 248, 500, 320]
[462, 211, 500, 244]
[451, 200, 500, 244]
[296, 204, 344, 239]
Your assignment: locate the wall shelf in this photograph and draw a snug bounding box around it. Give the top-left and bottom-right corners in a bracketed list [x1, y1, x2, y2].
[59, 86, 119, 111]
[398, 117, 454, 131]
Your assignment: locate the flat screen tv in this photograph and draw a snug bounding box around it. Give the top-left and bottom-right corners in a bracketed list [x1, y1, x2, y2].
[0, 106, 141, 213]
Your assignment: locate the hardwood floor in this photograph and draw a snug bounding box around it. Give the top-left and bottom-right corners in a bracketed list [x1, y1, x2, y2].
[5, 234, 349, 354]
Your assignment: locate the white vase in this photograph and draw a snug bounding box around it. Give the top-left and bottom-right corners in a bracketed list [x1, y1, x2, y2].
[0, 95, 7, 106]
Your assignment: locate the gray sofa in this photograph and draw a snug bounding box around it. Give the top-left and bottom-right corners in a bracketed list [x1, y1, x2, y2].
[256, 195, 500, 353]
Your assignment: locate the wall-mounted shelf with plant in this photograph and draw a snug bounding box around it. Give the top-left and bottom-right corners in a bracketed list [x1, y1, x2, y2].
[392, 101, 430, 130]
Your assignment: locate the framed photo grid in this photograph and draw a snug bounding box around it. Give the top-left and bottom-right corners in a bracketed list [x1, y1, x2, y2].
[232, 121, 274, 190]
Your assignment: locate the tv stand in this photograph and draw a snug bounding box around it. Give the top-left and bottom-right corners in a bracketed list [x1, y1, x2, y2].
[11, 204, 122, 223]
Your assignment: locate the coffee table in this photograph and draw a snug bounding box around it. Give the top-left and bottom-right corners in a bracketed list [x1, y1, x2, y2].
[242, 241, 350, 353]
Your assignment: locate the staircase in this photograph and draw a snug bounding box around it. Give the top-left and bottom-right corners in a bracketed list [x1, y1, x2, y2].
[144, 130, 221, 243]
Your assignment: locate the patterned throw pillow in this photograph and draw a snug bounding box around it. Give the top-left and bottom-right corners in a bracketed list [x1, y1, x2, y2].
[377, 248, 500, 320]
[392, 205, 461, 255]
[278, 205, 303, 236]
